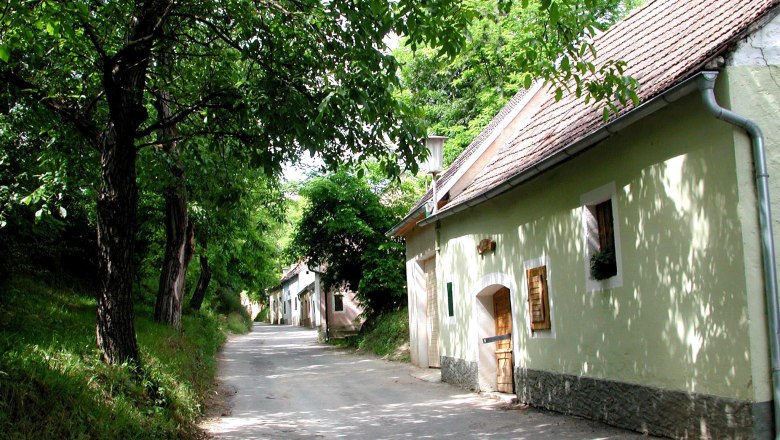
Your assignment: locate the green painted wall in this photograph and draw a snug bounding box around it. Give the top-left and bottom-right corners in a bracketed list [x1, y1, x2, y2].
[436, 79, 760, 400]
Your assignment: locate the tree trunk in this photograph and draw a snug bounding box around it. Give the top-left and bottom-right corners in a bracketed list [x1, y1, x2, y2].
[153, 179, 191, 328]
[96, 132, 140, 365]
[189, 238, 211, 311]
[152, 38, 194, 329]
[95, 0, 171, 364]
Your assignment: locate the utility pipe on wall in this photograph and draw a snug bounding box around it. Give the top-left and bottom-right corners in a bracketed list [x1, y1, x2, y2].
[699, 70, 780, 437]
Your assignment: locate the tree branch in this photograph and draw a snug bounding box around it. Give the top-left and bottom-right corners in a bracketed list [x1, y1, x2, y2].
[82, 19, 108, 60]
[1, 70, 101, 149]
[112, 0, 175, 63]
[135, 89, 235, 139]
[171, 13, 242, 52]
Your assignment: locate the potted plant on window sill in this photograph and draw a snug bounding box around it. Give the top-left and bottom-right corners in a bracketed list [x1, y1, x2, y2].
[590, 247, 617, 280]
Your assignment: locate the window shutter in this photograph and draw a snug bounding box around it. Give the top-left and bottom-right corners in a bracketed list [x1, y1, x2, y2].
[595, 200, 614, 251]
[527, 266, 551, 331]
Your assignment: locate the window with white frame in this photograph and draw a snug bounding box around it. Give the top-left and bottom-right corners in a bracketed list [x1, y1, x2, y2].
[581, 182, 623, 291]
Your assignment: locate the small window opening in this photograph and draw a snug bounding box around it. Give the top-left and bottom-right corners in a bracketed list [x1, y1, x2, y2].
[587, 199, 617, 280]
[446, 282, 454, 317]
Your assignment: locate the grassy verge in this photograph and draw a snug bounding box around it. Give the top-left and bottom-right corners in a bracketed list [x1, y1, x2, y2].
[0, 276, 234, 439]
[332, 308, 410, 361]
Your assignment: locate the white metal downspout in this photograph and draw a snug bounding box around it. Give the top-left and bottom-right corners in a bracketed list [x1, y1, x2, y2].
[699, 70, 780, 438]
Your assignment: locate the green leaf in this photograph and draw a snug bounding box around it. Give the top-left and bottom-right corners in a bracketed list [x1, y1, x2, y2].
[524, 74, 532, 89]
[560, 55, 569, 72]
[549, 2, 560, 24]
[0, 45, 9, 63]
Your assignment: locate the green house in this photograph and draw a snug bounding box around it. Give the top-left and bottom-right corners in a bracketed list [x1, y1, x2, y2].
[390, 0, 780, 437]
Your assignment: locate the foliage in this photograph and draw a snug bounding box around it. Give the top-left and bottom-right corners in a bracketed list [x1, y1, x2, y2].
[330, 308, 410, 361]
[397, 0, 644, 163]
[208, 286, 253, 334]
[590, 247, 617, 280]
[0, 0, 482, 363]
[289, 170, 408, 315]
[0, 276, 225, 439]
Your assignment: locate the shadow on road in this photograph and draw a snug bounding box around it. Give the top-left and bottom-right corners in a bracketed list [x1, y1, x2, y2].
[202, 323, 651, 439]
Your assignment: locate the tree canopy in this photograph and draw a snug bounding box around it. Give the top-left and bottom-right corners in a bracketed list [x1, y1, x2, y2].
[289, 169, 412, 315]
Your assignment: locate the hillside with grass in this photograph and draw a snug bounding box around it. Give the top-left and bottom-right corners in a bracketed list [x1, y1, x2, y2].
[333, 308, 411, 362]
[0, 275, 253, 439]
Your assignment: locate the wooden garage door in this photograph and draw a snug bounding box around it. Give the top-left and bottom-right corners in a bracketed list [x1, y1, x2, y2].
[493, 288, 513, 393]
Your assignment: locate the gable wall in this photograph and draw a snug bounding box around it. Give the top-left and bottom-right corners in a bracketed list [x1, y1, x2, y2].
[436, 82, 756, 401]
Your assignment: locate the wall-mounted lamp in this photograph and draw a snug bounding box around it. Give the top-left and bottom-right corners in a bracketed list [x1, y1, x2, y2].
[425, 135, 447, 215]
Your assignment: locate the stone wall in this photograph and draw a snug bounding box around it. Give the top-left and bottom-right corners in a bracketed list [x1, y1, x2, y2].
[440, 356, 478, 391]
[515, 368, 770, 439]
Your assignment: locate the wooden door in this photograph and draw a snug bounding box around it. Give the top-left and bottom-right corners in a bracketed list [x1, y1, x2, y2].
[493, 288, 513, 393]
[424, 258, 440, 368]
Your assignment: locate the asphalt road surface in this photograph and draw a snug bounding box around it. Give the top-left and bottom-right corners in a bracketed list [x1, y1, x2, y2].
[202, 323, 650, 439]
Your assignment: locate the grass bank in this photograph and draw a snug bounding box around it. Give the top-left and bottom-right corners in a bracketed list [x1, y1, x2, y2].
[334, 307, 410, 361]
[0, 276, 247, 439]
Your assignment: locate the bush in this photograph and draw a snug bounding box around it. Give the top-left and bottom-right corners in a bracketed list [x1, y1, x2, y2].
[210, 287, 252, 334]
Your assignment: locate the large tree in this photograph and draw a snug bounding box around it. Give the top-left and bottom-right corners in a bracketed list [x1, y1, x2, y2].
[0, 0, 457, 364]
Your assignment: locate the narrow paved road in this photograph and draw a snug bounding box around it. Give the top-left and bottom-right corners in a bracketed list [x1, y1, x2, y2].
[202, 323, 650, 439]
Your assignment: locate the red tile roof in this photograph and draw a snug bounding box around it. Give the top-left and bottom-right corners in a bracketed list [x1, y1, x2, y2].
[442, 0, 779, 210]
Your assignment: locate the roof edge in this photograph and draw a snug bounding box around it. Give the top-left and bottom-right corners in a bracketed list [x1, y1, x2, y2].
[418, 71, 710, 227]
[434, 81, 546, 207]
[386, 205, 426, 237]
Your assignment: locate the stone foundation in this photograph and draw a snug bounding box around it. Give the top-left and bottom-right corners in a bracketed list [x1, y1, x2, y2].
[515, 367, 771, 439]
[441, 356, 478, 391]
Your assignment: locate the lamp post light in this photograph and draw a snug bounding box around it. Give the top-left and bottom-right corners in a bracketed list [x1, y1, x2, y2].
[425, 135, 447, 215]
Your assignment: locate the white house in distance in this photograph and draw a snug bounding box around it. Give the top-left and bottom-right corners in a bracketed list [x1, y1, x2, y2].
[391, 0, 780, 438]
[268, 261, 365, 338]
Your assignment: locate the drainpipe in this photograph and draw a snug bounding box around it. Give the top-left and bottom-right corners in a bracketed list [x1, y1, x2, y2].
[699, 70, 780, 436]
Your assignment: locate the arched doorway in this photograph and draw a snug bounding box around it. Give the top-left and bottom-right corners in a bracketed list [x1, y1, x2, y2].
[475, 279, 515, 393]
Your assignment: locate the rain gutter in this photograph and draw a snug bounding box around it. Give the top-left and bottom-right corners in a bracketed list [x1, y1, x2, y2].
[386, 205, 426, 237]
[698, 70, 780, 437]
[417, 72, 706, 228]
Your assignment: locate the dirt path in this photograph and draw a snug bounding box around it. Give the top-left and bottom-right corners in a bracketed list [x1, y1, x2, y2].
[200, 323, 651, 439]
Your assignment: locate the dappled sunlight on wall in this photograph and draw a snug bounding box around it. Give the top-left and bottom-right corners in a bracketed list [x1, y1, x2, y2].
[440, 236, 480, 362]
[626, 148, 749, 398]
[436, 92, 754, 401]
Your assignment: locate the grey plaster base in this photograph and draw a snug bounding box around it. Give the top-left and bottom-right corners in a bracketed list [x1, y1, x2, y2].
[441, 356, 478, 391]
[515, 367, 772, 439]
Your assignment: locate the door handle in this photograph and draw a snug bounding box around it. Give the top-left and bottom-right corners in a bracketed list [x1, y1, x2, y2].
[482, 333, 511, 344]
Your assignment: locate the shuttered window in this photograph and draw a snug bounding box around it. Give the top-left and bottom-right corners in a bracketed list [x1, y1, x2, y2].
[526, 265, 551, 331]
